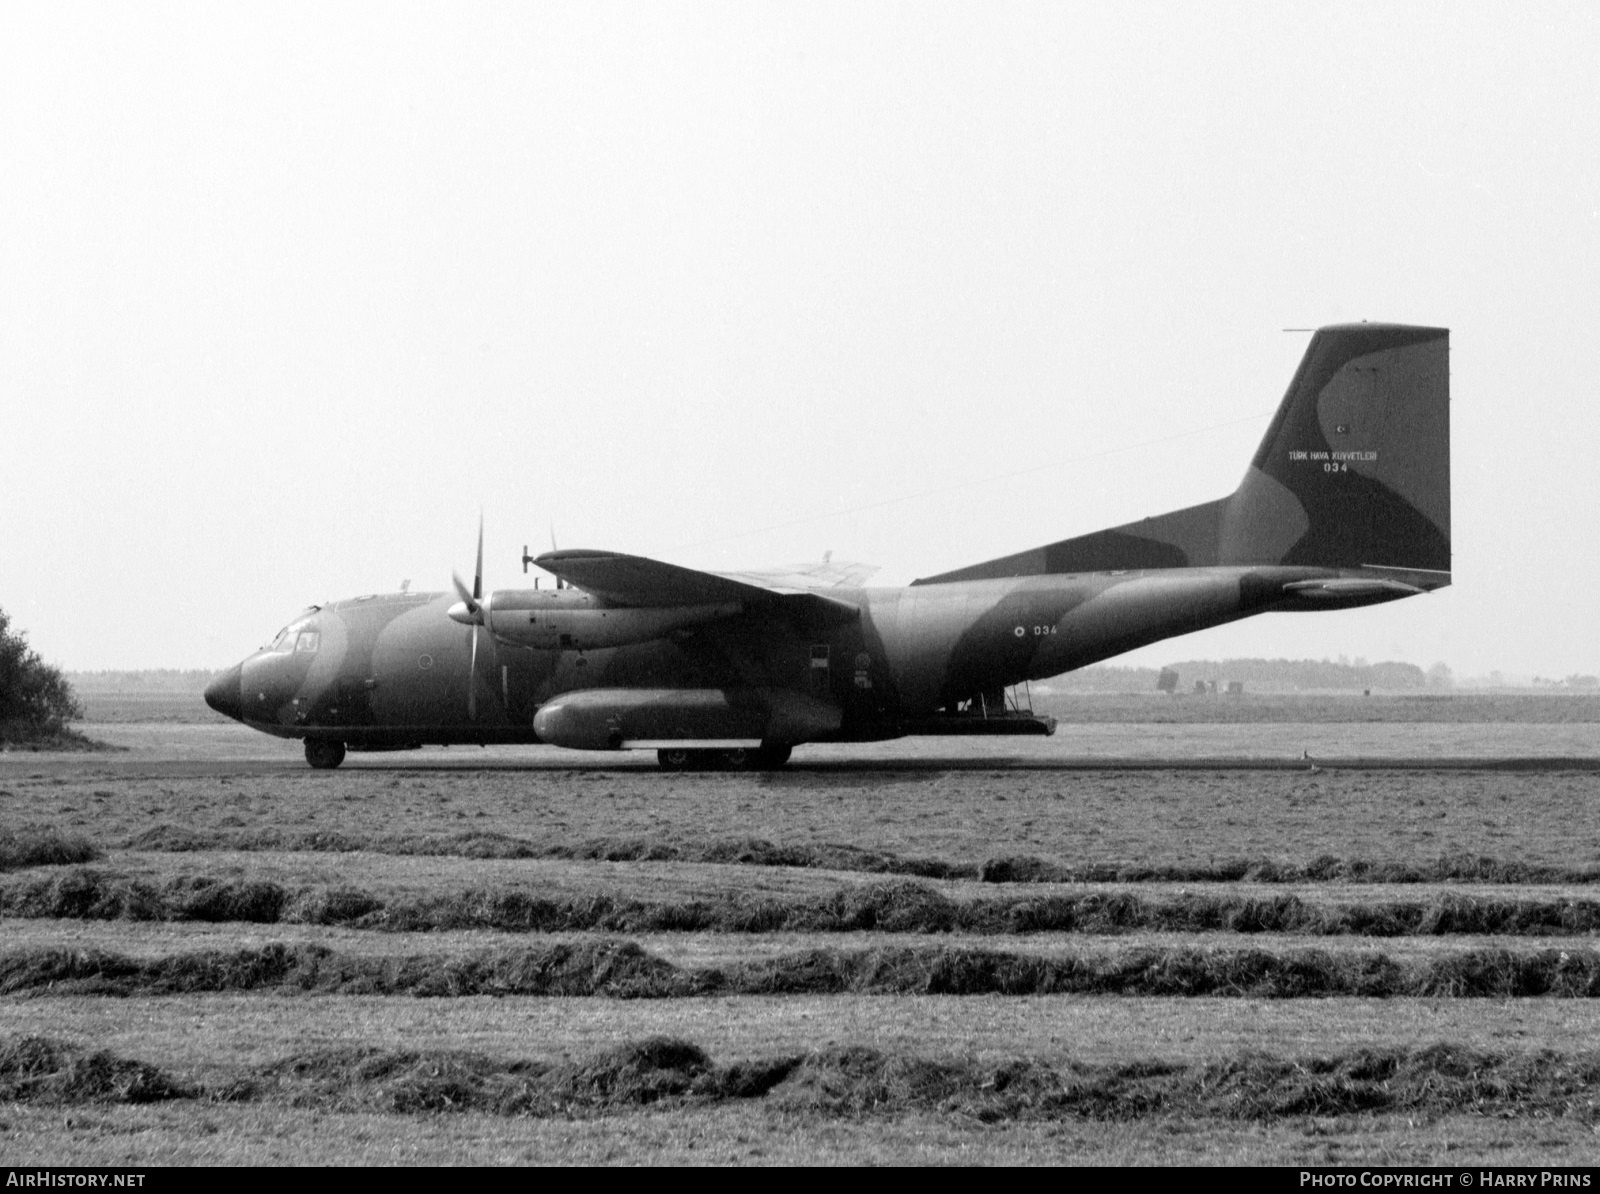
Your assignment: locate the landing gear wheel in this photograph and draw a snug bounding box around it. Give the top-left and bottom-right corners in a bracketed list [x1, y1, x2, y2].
[716, 745, 790, 771]
[657, 747, 693, 771]
[305, 739, 346, 770]
[755, 743, 792, 770]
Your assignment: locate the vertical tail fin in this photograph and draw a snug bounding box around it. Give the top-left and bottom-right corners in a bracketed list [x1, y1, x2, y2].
[1218, 323, 1450, 573]
[914, 322, 1450, 585]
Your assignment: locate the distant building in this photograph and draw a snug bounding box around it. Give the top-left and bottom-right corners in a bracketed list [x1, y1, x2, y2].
[1157, 668, 1179, 693]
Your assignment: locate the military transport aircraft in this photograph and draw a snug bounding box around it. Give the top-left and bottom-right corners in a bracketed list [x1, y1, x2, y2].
[205, 322, 1450, 770]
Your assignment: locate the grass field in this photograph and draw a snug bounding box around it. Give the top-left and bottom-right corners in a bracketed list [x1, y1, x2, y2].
[3, 696, 1599, 1164]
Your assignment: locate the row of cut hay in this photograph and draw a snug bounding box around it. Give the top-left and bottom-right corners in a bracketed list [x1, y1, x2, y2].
[11, 868, 1600, 937]
[121, 825, 1600, 886]
[7, 939, 1600, 998]
[8, 1032, 1600, 1123]
[0, 830, 100, 872]
[0, 1035, 191, 1104]
[976, 852, 1600, 885]
[1, 868, 306, 923]
[124, 824, 970, 878]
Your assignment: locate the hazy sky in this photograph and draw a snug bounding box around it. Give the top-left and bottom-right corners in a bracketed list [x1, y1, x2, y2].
[3, 2, 1598, 675]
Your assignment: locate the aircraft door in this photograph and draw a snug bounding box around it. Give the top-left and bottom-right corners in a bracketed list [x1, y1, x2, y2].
[335, 675, 377, 726]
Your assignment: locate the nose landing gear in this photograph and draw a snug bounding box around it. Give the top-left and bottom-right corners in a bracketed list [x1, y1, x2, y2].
[304, 739, 347, 770]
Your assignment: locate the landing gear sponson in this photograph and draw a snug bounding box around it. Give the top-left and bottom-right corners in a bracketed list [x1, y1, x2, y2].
[299, 737, 785, 771]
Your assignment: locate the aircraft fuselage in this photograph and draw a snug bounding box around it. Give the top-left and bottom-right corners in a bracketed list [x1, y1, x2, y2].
[205, 563, 1406, 751]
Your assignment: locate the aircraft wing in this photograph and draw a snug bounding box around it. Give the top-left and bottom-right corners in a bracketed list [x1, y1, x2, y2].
[715, 558, 880, 593]
[534, 549, 869, 620]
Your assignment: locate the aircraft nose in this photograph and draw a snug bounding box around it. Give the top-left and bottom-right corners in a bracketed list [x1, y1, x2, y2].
[203, 663, 244, 721]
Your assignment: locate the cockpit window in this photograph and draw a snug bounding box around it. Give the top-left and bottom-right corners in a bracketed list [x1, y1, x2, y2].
[264, 621, 315, 653]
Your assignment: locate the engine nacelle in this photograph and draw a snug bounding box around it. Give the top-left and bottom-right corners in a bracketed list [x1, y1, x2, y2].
[487, 590, 741, 651]
[533, 687, 843, 750]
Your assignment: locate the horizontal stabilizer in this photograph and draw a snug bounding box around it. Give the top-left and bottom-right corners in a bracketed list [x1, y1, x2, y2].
[1281, 578, 1422, 599]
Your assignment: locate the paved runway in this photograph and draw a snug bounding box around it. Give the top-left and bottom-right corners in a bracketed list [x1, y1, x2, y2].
[3, 717, 1596, 778]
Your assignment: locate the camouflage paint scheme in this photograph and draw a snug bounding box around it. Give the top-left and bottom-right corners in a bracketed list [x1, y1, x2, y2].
[205, 323, 1450, 768]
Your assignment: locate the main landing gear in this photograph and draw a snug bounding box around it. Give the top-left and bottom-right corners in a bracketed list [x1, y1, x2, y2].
[656, 744, 792, 772]
[304, 739, 347, 770]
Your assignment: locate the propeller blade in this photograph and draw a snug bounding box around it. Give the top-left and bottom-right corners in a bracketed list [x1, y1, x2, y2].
[451, 571, 480, 618]
[474, 514, 484, 602]
[454, 513, 490, 719]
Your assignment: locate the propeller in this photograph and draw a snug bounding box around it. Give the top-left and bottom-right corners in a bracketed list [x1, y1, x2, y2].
[447, 515, 493, 719]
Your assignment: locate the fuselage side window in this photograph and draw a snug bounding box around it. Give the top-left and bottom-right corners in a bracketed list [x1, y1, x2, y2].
[294, 630, 321, 654]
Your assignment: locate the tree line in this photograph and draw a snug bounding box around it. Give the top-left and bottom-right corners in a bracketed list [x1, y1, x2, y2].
[1053, 658, 1440, 693]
